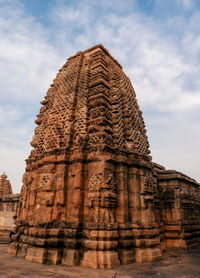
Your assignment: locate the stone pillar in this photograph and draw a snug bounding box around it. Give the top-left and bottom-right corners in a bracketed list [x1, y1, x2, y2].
[81, 158, 120, 268]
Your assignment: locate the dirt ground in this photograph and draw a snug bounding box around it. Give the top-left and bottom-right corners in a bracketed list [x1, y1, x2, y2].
[0, 244, 200, 278]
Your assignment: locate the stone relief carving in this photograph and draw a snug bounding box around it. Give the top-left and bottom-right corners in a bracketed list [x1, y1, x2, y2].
[38, 173, 55, 191]
[88, 173, 116, 209]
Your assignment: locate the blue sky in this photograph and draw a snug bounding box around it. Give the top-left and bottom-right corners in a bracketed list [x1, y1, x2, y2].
[0, 0, 200, 193]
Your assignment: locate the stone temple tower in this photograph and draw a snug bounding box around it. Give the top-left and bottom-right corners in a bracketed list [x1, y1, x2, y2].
[9, 44, 162, 268]
[0, 172, 12, 196]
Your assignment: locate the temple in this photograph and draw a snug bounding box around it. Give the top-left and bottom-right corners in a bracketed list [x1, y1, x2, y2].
[9, 44, 200, 268]
[0, 173, 19, 242]
[0, 172, 13, 196]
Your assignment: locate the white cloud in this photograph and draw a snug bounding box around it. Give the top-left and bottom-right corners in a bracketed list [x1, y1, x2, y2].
[178, 0, 195, 10]
[0, 146, 28, 193]
[51, 1, 200, 111]
[0, 1, 63, 103]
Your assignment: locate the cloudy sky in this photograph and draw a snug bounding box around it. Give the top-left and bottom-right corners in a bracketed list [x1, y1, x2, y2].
[0, 0, 200, 193]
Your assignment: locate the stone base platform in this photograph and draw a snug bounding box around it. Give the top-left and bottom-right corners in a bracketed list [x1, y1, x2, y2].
[2, 244, 200, 277]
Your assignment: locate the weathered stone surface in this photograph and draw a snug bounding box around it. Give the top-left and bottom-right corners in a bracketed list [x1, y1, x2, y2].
[0, 172, 12, 196]
[0, 173, 19, 235]
[9, 44, 200, 268]
[155, 166, 200, 250]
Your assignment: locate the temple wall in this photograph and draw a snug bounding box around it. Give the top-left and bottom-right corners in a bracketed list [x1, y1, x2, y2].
[157, 170, 200, 250]
[0, 194, 19, 231]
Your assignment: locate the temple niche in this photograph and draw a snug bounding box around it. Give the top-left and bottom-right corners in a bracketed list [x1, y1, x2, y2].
[9, 44, 200, 268]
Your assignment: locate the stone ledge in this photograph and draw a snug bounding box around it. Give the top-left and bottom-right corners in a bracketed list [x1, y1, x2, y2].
[156, 169, 200, 187]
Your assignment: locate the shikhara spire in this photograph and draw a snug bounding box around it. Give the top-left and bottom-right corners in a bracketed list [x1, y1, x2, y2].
[30, 44, 150, 159]
[0, 172, 12, 196]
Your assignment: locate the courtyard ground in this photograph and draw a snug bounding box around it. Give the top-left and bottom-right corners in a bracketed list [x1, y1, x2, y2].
[0, 244, 200, 278]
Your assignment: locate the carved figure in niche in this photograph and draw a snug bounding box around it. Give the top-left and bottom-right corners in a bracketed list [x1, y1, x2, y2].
[101, 174, 116, 208]
[17, 173, 32, 218]
[20, 173, 33, 207]
[144, 176, 155, 194]
[88, 173, 116, 223]
[143, 176, 155, 209]
[88, 173, 102, 208]
[22, 173, 31, 186]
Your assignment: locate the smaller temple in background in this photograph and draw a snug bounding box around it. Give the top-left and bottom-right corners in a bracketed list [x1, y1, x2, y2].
[0, 172, 19, 242]
[0, 172, 13, 196]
